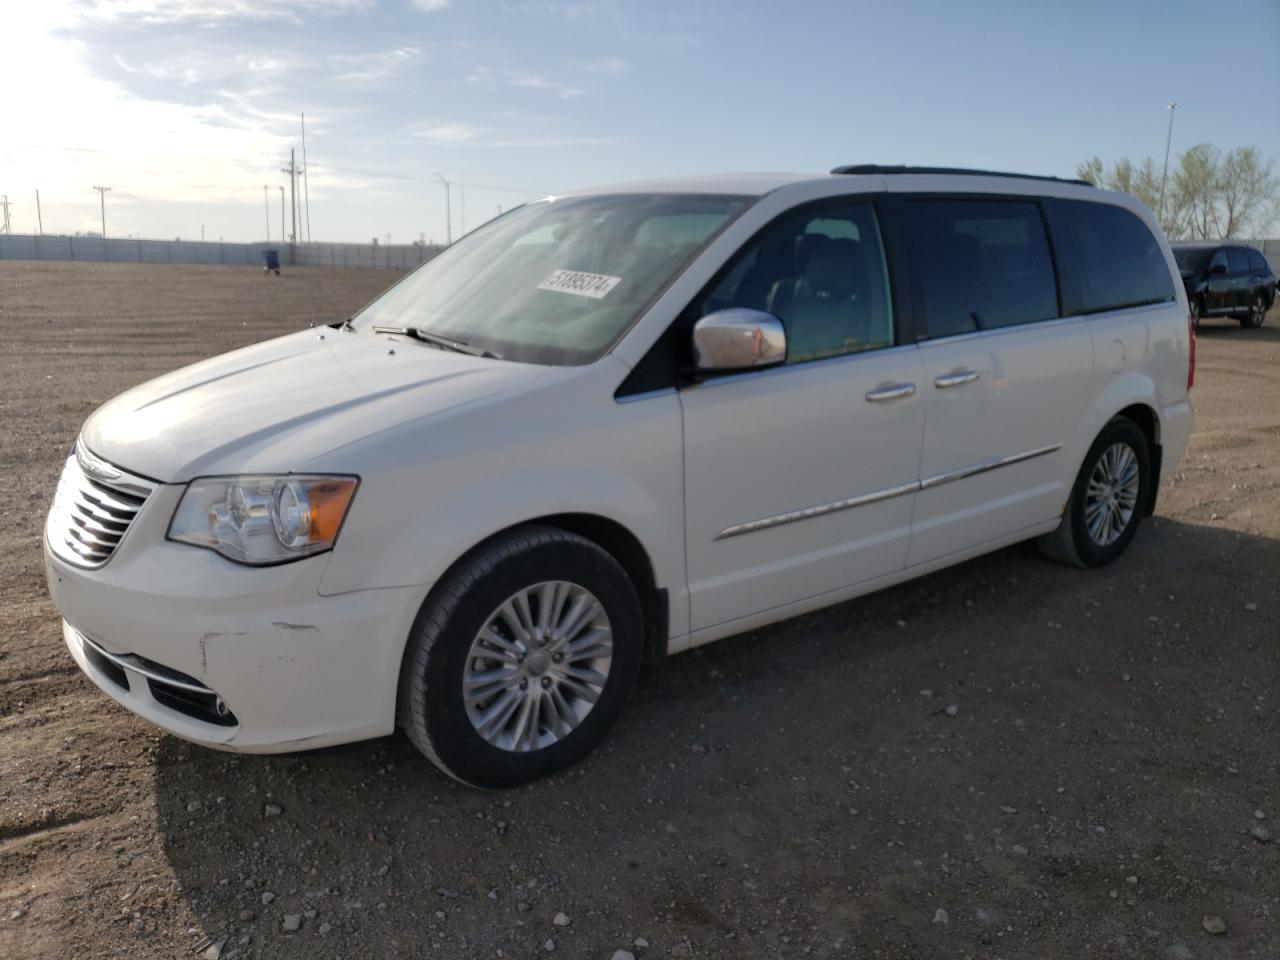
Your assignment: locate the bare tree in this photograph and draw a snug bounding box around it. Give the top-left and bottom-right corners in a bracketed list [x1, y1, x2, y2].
[1079, 144, 1278, 239]
[1214, 147, 1278, 239]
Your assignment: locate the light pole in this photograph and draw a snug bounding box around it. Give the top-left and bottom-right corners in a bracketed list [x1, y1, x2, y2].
[1158, 102, 1178, 223]
[278, 186, 286, 248]
[434, 172, 452, 244]
[92, 185, 112, 238]
[263, 185, 271, 243]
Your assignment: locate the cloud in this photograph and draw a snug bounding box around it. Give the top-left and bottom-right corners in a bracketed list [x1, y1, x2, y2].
[582, 58, 628, 76]
[505, 73, 582, 100]
[409, 0, 450, 10]
[80, 0, 374, 24]
[328, 46, 424, 82]
[413, 122, 481, 142]
[407, 121, 611, 149]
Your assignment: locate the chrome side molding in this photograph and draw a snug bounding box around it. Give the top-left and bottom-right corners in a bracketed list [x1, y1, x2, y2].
[918, 443, 1061, 490]
[713, 443, 1062, 541]
[714, 481, 919, 541]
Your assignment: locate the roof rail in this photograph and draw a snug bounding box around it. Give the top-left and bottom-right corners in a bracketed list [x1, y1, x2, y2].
[831, 164, 1092, 187]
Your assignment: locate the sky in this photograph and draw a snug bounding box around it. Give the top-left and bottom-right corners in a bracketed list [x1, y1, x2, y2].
[3, 0, 1278, 244]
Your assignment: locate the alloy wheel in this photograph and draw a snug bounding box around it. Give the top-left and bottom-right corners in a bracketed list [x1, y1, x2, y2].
[462, 581, 613, 752]
[1084, 442, 1140, 547]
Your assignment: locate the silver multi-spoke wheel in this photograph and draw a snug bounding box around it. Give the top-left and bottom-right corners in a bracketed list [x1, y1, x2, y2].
[463, 581, 613, 753]
[1085, 442, 1140, 546]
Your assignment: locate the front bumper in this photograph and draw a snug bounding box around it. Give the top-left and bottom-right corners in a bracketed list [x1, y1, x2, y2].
[45, 483, 423, 753]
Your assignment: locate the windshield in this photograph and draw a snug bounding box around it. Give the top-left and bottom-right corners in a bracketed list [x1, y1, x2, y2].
[1173, 247, 1213, 273]
[353, 192, 752, 365]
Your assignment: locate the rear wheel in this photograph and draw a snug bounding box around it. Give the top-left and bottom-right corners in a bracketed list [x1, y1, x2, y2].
[1240, 294, 1266, 329]
[398, 525, 643, 788]
[1037, 417, 1152, 568]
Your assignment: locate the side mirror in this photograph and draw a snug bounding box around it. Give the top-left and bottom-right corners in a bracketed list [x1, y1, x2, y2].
[1209, 263, 1228, 276]
[691, 308, 787, 373]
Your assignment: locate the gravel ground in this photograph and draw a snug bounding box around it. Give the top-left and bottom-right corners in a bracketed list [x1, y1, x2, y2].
[1, 261, 1277, 960]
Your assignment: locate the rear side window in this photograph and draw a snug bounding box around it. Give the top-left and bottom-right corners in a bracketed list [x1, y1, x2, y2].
[1247, 248, 1269, 273]
[1046, 200, 1175, 314]
[1227, 248, 1251, 274]
[904, 199, 1058, 338]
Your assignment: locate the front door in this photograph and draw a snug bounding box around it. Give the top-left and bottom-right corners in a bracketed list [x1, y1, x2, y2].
[680, 199, 925, 633]
[1204, 248, 1233, 314]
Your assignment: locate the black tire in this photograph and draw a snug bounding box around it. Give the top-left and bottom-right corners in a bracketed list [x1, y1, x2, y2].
[1037, 417, 1152, 568]
[398, 525, 643, 788]
[1239, 294, 1266, 329]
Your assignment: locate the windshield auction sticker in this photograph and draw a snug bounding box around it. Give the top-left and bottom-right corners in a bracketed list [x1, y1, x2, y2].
[537, 269, 622, 299]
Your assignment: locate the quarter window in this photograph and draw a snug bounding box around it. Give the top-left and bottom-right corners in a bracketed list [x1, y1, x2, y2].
[1247, 248, 1269, 273]
[905, 199, 1059, 338]
[697, 202, 894, 364]
[1046, 200, 1175, 314]
[1227, 248, 1251, 274]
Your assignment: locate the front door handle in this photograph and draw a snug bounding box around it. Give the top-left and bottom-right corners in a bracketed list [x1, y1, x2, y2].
[934, 370, 980, 389]
[865, 383, 916, 402]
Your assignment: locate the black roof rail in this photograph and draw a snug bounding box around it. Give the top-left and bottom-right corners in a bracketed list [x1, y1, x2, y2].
[831, 164, 1093, 187]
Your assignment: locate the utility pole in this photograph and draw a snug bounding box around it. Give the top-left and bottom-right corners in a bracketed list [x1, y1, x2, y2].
[278, 186, 286, 247]
[1158, 102, 1178, 224]
[0, 195, 10, 235]
[300, 112, 312, 244]
[434, 172, 452, 244]
[262, 185, 270, 242]
[280, 150, 299, 244]
[92, 185, 111, 238]
[459, 181, 466, 236]
[35, 190, 43, 235]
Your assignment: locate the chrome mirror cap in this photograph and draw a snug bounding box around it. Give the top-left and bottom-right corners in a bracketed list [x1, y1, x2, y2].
[691, 308, 787, 373]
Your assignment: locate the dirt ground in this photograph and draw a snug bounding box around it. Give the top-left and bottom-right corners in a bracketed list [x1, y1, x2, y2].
[1, 261, 1276, 960]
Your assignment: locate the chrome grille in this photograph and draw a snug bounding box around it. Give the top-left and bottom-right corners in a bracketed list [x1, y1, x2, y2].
[47, 446, 156, 568]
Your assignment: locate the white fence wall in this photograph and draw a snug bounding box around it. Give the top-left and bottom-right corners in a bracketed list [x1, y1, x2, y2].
[0, 234, 442, 270]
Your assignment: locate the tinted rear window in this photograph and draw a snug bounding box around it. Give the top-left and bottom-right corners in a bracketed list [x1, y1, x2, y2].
[1247, 248, 1269, 273]
[1227, 248, 1251, 274]
[1046, 200, 1175, 314]
[904, 199, 1059, 338]
[1173, 247, 1214, 273]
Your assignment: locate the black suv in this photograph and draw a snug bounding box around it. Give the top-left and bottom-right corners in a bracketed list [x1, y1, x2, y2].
[1172, 242, 1275, 329]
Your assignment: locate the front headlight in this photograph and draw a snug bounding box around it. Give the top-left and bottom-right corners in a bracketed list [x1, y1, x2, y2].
[168, 475, 358, 565]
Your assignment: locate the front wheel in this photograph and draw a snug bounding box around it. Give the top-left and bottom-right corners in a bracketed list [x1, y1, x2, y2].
[1240, 294, 1266, 329]
[398, 526, 643, 788]
[1037, 417, 1152, 568]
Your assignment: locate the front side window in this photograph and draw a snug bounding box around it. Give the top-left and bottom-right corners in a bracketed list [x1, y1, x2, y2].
[905, 199, 1059, 339]
[353, 193, 751, 365]
[1046, 199, 1175, 314]
[1227, 248, 1251, 274]
[695, 201, 894, 364]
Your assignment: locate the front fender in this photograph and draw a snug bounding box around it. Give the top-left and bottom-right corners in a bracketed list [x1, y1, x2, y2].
[312, 363, 688, 639]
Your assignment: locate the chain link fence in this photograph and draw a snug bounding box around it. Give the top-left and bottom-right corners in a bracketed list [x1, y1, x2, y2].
[0, 234, 443, 270]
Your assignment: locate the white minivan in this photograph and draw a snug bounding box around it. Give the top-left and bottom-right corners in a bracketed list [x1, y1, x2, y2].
[45, 166, 1195, 787]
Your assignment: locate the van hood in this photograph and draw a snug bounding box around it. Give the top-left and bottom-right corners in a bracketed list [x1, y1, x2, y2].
[81, 328, 548, 482]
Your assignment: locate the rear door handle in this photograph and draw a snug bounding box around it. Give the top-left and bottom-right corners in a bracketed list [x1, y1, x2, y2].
[934, 370, 980, 389]
[865, 383, 916, 402]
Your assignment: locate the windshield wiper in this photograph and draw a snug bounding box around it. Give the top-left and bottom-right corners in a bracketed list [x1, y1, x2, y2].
[371, 325, 501, 359]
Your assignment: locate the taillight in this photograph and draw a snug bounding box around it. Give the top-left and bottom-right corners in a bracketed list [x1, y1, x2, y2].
[1186, 313, 1196, 391]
